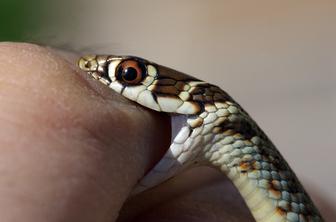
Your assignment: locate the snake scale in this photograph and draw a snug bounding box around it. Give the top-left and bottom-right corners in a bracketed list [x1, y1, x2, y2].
[78, 55, 323, 222]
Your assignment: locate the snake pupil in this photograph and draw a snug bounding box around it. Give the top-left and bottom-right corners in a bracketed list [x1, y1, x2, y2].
[123, 67, 138, 81]
[116, 59, 147, 85]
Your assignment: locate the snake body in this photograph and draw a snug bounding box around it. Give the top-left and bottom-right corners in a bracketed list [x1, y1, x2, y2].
[78, 55, 323, 222]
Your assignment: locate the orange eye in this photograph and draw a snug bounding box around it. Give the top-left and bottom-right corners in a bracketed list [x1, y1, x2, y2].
[116, 60, 146, 84]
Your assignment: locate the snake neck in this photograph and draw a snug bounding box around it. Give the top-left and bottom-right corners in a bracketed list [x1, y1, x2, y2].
[192, 100, 323, 222]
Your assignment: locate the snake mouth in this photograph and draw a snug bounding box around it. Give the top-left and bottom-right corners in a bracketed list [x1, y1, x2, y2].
[170, 114, 189, 143]
[87, 71, 111, 86]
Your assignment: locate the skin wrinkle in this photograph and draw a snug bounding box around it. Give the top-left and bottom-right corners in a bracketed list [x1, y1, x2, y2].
[41, 127, 128, 212]
[70, 101, 160, 157]
[118, 167, 254, 222]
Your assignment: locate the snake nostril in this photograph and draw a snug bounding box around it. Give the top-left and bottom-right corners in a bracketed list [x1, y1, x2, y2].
[78, 55, 99, 71]
[78, 59, 90, 71]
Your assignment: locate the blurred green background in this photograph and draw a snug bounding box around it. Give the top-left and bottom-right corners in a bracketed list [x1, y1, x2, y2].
[0, 0, 42, 41]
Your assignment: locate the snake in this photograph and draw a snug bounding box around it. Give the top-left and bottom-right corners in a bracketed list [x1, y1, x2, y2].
[78, 54, 323, 222]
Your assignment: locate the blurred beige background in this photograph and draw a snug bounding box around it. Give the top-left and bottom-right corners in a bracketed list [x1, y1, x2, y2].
[32, 0, 335, 220]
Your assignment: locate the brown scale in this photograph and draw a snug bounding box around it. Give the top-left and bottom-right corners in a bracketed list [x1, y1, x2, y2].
[155, 78, 176, 86]
[215, 115, 256, 140]
[270, 179, 282, 191]
[185, 82, 234, 105]
[156, 65, 199, 81]
[269, 188, 282, 200]
[238, 159, 258, 173]
[151, 85, 180, 95]
[276, 207, 287, 216]
[175, 81, 186, 91]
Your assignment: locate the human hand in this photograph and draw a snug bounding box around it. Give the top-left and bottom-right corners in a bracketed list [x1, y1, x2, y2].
[0, 42, 172, 222]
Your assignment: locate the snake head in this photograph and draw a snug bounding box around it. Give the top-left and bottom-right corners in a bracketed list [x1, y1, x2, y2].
[78, 55, 114, 85]
[78, 55, 227, 115]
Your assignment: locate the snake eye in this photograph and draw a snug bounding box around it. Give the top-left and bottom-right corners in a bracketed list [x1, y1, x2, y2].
[116, 60, 146, 84]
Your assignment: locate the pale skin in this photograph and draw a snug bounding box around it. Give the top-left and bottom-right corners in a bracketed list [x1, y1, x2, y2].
[0, 42, 267, 222]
